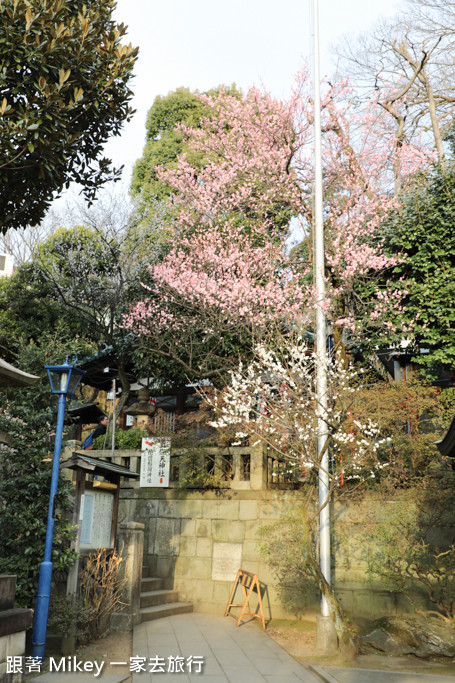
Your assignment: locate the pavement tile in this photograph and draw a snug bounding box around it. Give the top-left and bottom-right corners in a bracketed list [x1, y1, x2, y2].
[264, 677, 310, 683]
[249, 656, 300, 676]
[130, 614, 336, 683]
[220, 669, 266, 682]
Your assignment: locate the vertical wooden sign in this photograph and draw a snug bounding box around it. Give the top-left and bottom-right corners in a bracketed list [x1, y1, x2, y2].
[140, 437, 171, 487]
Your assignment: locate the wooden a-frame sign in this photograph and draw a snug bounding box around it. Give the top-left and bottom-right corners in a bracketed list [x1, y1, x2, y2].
[224, 569, 265, 630]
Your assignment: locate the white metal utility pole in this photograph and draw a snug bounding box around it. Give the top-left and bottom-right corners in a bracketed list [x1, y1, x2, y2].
[312, 0, 334, 648]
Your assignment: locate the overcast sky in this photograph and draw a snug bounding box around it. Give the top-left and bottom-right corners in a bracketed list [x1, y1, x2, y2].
[58, 0, 405, 209]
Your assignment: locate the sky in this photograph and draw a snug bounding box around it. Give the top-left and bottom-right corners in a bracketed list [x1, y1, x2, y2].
[58, 0, 405, 208]
[4, 0, 426, 598]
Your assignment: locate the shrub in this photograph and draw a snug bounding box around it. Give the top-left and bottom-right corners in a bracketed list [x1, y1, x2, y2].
[361, 477, 455, 622]
[257, 511, 318, 614]
[79, 547, 127, 639]
[48, 595, 95, 645]
[92, 427, 147, 451]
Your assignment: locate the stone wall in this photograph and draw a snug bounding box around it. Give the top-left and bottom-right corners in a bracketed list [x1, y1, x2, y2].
[0, 576, 33, 683]
[118, 485, 439, 622]
[119, 488, 300, 618]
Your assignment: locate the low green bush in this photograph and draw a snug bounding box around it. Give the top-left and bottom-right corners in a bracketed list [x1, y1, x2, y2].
[92, 427, 147, 451]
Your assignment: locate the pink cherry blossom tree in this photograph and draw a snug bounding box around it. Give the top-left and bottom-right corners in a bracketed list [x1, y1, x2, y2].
[124, 68, 433, 370]
[123, 221, 316, 380]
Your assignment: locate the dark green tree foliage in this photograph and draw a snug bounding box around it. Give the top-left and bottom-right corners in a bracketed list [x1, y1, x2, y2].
[33, 225, 124, 347]
[131, 87, 208, 204]
[30, 223, 162, 410]
[130, 85, 240, 204]
[0, 0, 138, 231]
[0, 264, 86, 364]
[0, 339, 84, 606]
[384, 162, 455, 374]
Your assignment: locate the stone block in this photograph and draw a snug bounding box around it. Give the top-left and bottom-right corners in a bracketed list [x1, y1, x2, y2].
[239, 500, 258, 520]
[188, 557, 212, 580]
[212, 542, 242, 582]
[202, 500, 239, 520]
[255, 562, 276, 585]
[180, 519, 196, 536]
[7, 630, 26, 656]
[191, 579, 214, 604]
[156, 556, 176, 579]
[116, 522, 144, 631]
[196, 601, 219, 615]
[195, 520, 211, 537]
[145, 555, 158, 575]
[352, 589, 397, 617]
[0, 610, 32, 639]
[257, 500, 282, 519]
[117, 499, 132, 525]
[212, 520, 244, 543]
[263, 582, 280, 607]
[196, 537, 212, 557]
[244, 519, 264, 539]
[0, 576, 15, 611]
[179, 536, 197, 557]
[335, 568, 368, 585]
[159, 498, 203, 519]
[159, 499, 202, 519]
[336, 589, 355, 616]
[145, 518, 156, 556]
[213, 580, 233, 606]
[136, 499, 159, 518]
[174, 556, 191, 578]
[241, 539, 261, 561]
[396, 592, 425, 614]
[154, 518, 181, 556]
[172, 578, 193, 603]
[0, 634, 7, 663]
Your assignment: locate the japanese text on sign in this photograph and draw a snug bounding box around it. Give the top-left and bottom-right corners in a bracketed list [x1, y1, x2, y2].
[140, 437, 171, 487]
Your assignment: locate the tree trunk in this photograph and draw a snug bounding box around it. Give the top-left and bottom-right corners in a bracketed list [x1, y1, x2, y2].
[116, 364, 131, 421]
[304, 517, 358, 658]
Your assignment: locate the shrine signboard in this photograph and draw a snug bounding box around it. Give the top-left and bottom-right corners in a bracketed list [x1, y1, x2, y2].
[140, 437, 171, 487]
[79, 489, 114, 549]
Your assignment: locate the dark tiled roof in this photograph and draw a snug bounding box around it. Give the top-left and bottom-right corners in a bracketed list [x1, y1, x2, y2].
[61, 452, 139, 478]
[0, 359, 40, 387]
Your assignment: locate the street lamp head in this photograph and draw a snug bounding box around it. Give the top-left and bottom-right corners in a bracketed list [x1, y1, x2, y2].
[45, 358, 85, 396]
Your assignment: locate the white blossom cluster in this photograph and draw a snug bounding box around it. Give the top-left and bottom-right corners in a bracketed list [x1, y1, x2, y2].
[208, 341, 391, 486]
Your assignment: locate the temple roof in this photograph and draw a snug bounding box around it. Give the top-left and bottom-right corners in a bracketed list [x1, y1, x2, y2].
[0, 359, 40, 388]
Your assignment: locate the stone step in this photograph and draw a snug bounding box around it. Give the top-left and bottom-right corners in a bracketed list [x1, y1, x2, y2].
[140, 602, 193, 622]
[141, 577, 164, 592]
[140, 589, 179, 608]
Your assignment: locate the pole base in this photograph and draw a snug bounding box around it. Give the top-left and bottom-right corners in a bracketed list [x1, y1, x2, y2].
[316, 615, 338, 654]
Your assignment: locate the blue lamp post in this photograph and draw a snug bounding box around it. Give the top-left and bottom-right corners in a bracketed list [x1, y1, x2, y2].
[31, 359, 85, 661]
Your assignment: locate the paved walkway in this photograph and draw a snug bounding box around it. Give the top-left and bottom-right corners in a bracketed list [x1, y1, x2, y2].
[132, 613, 321, 682]
[32, 613, 455, 682]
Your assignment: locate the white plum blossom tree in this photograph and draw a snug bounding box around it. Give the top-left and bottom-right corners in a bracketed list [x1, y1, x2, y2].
[207, 338, 391, 653]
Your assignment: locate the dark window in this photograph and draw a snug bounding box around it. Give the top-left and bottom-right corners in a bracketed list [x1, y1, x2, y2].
[221, 454, 233, 480]
[171, 459, 180, 482]
[205, 455, 215, 476]
[241, 454, 250, 481]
